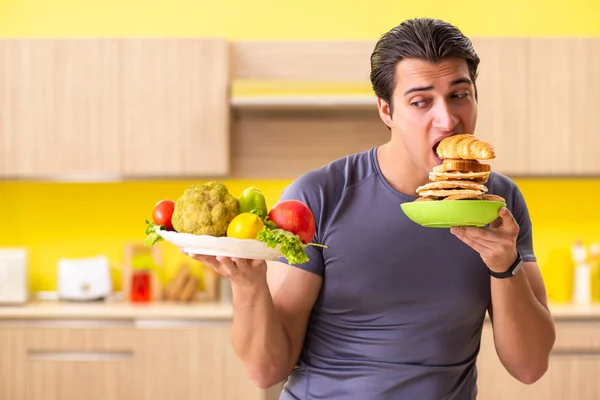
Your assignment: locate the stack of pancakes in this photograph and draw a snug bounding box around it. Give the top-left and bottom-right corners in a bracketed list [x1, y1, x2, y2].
[415, 134, 505, 203]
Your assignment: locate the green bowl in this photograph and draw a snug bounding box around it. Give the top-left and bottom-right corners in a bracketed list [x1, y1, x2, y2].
[400, 200, 506, 228]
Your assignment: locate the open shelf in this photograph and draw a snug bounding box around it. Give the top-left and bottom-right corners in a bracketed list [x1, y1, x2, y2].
[230, 94, 377, 110]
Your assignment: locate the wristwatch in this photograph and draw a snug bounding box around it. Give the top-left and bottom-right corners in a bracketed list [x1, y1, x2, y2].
[488, 251, 523, 279]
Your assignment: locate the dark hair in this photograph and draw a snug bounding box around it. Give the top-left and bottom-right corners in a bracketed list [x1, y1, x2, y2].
[370, 18, 480, 111]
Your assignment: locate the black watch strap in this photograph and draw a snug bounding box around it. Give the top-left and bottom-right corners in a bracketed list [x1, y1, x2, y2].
[488, 252, 523, 279]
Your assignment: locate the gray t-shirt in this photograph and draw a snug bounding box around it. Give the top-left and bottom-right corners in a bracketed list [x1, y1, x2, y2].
[276, 147, 536, 400]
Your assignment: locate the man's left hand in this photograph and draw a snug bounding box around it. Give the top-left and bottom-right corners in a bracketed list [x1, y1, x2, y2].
[450, 207, 519, 273]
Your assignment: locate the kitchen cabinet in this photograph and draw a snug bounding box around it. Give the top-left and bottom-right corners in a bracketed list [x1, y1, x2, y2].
[2, 37, 598, 180]
[526, 38, 600, 176]
[0, 38, 230, 179]
[120, 39, 230, 178]
[0, 40, 122, 178]
[229, 38, 600, 178]
[134, 321, 269, 400]
[470, 38, 530, 176]
[477, 318, 600, 399]
[0, 302, 282, 400]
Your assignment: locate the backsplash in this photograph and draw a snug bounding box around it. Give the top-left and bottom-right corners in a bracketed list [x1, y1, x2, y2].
[1, 178, 599, 295]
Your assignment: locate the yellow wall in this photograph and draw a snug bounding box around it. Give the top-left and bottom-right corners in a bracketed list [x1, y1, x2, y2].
[0, 0, 598, 38]
[0, 180, 291, 291]
[0, 0, 599, 299]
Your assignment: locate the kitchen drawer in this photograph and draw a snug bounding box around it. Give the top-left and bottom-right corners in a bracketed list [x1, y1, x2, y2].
[4, 319, 138, 352]
[553, 320, 600, 352]
[26, 355, 135, 400]
[0, 321, 136, 400]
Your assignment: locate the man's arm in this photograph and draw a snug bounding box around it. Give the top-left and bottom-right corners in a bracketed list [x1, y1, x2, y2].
[487, 260, 555, 384]
[451, 206, 555, 385]
[229, 259, 322, 388]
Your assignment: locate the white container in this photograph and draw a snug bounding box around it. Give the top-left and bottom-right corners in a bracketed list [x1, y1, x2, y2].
[572, 242, 591, 305]
[0, 248, 29, 305]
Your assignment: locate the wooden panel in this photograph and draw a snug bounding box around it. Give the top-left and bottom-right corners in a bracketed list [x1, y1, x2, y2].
[471, 38, 530, 175]
[133, 324, 271, 400]
[18, 324, 136, 400]
[0, 327, 27, 400]
[26, 356, 135, 400]
[551, 320, 600, 350]
[230, 109, 389, 179]
[477, 321, 600, 400]
[0, 39, 121, 177]
[568, 38, 600, 175]
[527, 38, 600, 175]
[231, 41, 375, 82]
[121, 39, 230, 177]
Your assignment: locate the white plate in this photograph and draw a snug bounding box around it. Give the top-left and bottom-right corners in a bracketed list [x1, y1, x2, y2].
[157, 230, 283, 261]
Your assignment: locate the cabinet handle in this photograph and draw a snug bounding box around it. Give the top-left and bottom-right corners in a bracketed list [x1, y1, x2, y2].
[0, 319, 133, 328]
[135, 319, 229, 328]
[28, 351, 133, 361]
[551, 348, 600, 357]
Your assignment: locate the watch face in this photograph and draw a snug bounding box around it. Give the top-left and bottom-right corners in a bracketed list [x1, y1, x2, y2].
[512, 261, 524, 276]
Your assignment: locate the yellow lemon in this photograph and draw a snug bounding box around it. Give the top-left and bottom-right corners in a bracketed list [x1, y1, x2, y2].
[227, 212, 265, 239]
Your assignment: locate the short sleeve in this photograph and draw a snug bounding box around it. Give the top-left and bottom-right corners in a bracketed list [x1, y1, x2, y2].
[509, 183, 537, 263]
[274, 171, 327, 277]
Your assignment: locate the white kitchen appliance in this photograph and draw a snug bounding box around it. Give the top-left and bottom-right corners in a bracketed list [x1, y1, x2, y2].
[0, 248, 29, 305]
[57, 255, 112, 301]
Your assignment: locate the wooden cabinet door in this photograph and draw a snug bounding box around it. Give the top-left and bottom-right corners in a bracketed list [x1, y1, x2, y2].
[0, 38, 230, 179]
[11, 321, 137, 400]
[0, 326, 28, 400]
[133, 321, 275, 400]
[133, 322, 226, 400]
[477, 320, 600, 400]
[472, 38, 531, 176]
[527, 38, 600, 175]
[0, 39, 122, 178]
[120, 39, 230, 178]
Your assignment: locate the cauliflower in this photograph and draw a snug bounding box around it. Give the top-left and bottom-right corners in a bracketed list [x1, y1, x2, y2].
[171, 181, 240, 236]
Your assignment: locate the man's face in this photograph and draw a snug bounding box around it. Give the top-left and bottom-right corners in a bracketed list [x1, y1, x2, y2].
[378, 57, 478, 174]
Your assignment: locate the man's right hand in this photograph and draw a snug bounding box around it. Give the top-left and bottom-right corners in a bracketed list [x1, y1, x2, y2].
[182, 251, 268, 288]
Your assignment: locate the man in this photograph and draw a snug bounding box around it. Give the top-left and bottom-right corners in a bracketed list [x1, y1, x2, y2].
[187, 17, 556, 399]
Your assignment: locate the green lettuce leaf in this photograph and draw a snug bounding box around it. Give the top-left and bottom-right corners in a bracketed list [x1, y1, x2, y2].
[256, 227, 309, 265]
[144, 219, 164, 247]
[252, 208, 327, 264]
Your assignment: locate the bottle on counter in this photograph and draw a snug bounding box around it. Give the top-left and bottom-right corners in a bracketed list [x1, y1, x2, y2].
[572, 240, 591, 305]
[590, 243, 600, 303]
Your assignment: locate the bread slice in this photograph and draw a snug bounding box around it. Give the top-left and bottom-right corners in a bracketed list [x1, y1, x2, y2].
[433, 159, 491, 173]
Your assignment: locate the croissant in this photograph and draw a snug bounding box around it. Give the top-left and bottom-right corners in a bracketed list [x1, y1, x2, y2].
[435, 134, 495, 160]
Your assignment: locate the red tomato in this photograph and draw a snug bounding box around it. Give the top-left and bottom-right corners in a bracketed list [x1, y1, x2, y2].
[152, 200, 175, 231]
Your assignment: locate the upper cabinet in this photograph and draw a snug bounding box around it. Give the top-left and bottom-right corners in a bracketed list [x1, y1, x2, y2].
[229, 38, 600, 179]
[471, 38, 531, 176]
[0, 37, 598, 180]
[526, 38, 600, 176]
[0, 38, 230, 179]
[121, 39, 229, 178]
[0, 40, 122, 178]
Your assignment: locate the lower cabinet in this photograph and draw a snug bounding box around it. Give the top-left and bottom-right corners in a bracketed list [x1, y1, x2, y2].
[9, 315, 596, 399]
[0, 319, 283, 400]
[476, 319, 600, 400]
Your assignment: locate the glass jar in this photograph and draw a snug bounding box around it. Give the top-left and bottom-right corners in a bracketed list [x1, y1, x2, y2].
[130, 269, 152, 303]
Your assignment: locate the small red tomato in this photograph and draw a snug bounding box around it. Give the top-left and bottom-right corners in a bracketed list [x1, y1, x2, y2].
[152, 200, 175, 231]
